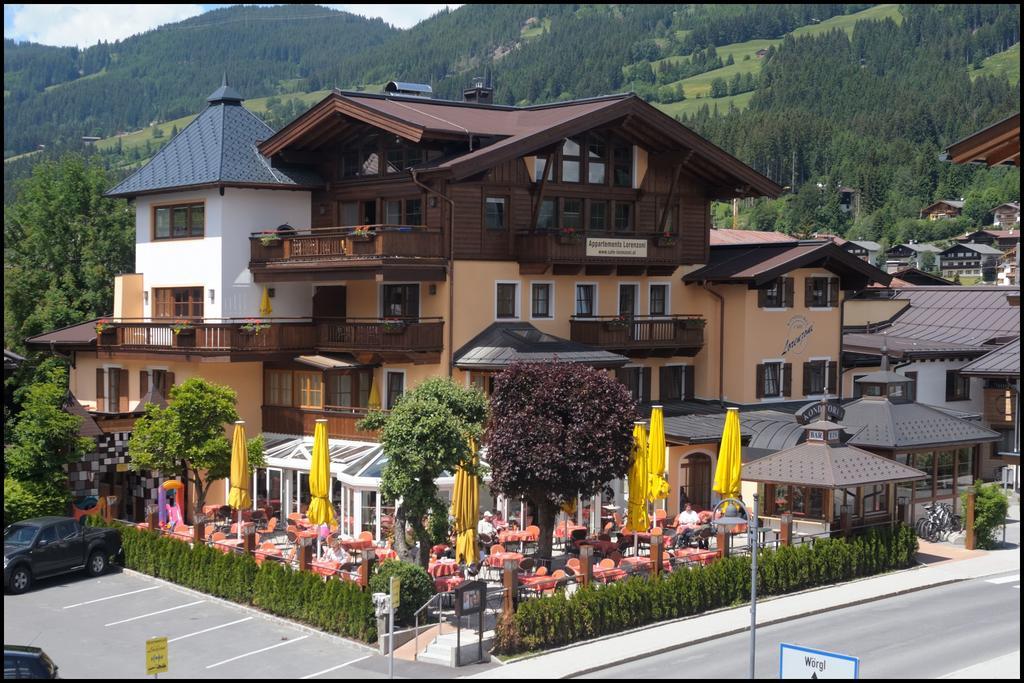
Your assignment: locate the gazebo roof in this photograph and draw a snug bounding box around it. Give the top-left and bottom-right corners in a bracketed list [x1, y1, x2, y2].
[742, 440, 926, 488]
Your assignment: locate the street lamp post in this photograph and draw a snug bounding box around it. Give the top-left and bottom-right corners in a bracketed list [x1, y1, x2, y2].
[714, 494, 759, 679]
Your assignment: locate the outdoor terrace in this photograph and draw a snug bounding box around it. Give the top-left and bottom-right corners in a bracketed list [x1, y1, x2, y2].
[570, 315, 705, 357]
[249, 225, 448, 283]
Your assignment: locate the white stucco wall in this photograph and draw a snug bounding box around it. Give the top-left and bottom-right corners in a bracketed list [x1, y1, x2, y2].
[133, 188, 312, 320]
[894, 359, 985, 414]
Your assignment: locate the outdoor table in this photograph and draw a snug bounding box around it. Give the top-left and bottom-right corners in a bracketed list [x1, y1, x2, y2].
[520, 573, 562, 593]
[619, 555, 672, 572]
[375, 547, 397, 561]
[486, 551, 523, 569]
[498, 529, 530, 544]
[311, 560, 340, 577]
[592, 566, 628, 583]
[576, 539, 618, 555]
[254, 547, 283, 565]
[428, 559, 461, 577]
[673, 548, 719, 566]
[434, 575, 464, 592]
[212, 538, 243, 554]
[340, 538, 374, 552]
[170, 526, 193, 542]
[553, 524, 587, 539]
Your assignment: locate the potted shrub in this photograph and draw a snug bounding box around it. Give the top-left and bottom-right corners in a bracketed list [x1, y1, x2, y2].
[258, 232, 282, 247]
[381, 318, 408, 334]
[171, 320, 195, 348]
[239, 318, 270, 336]
[95, 318, 117, 344]
[604, 315, 630, 331]
[655, 231, 677, 247]
[349, 227, 376, 242]
[557, 226, 582, 244]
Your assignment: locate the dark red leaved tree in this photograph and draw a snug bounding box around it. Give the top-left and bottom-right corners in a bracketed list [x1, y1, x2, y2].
[485, 362, 637, 561]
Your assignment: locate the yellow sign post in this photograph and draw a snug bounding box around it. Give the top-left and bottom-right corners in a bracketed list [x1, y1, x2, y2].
[390, 576, 401, 609]
[146, 636, 168, 677]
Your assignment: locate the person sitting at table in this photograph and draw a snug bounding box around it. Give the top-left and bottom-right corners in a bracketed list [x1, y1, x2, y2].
[674, 503, 701, 547]
[477, 511, 497, 560]
[320, 541, 349, 564]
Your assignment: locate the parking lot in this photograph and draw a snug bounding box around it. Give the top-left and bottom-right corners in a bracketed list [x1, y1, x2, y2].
[3, 568, 483, 679]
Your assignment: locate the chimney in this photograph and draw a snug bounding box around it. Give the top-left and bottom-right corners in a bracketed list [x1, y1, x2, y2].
[463, 77, 493, 105]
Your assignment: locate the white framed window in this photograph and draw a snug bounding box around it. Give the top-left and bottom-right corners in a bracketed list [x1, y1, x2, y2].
[529, 281, 554, 320]
[648, 282, 671, 317]
[384, 369, 406, 410]
[617, 283, 640, 317]
[574, 282, 598, 317]
[495, 280, 521, 320]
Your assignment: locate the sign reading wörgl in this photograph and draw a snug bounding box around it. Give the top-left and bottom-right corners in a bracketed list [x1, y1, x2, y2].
[780, 643, 859, 679]
[586, 237, 647, 258]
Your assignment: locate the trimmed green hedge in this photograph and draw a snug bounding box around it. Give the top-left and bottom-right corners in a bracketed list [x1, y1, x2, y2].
[369, 560, 435, 626]
[497, 524, 917, 654]
[114, 525, 376, 643]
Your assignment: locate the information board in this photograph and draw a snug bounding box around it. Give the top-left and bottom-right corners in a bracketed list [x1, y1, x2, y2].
[145, 636, 168, 676]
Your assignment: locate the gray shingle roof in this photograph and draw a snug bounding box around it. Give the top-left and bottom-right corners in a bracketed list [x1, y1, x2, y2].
[453, 322, 628, 370]
[742, 441, 927, 488]
[941, 242, 1005, 256]
[106, 86, 323, 198]
[840, 397, 1000, 450]
[959, 336, 1020, 376]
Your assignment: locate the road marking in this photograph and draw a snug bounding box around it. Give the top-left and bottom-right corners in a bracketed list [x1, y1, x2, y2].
[104, 600, 205, 626]
[206, 635, 309, 669]
[300, 655, 373, 679]
[167, 617, 253, 643]
[986, 574, 1020, 585]
[63, 586, 160, 609]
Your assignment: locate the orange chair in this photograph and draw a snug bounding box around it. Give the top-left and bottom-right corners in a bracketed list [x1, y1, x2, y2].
[211, 531, 227, 542]
[534, 565, 548, 577]
[566, 558, 581, 573]
[358, 530, 373, 544]
[256, 517, 279, 545]
[598, 558, 615, 570]
[524, 525, 540, 540]
[654, 509, 667, 528]
[544, 569, 567, 595]
[489, 544, 505, 555]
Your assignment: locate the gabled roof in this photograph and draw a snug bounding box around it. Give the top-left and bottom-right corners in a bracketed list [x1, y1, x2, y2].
[709, 228, 796, 246]
[4, 349, 25, 372]
[258, 90, 783, 198]
[943, 112, 1020, 167]
[959, 336, 1020, 377]
[683, 241, 892, 288]
[883, 268, 955, 287]
[920, 200, 964, 215]
[940, 242, 1004, 256]
[24, 320, 97, 350]
[453, 322, 628, 371]
[106, 83, 323, 198]
[844, 286, 1020, 356]
[845, 240, 881, 251]
[64, 391, 104, 438]
[889, 243, 942, 254]
[992, 201, 1020, 211]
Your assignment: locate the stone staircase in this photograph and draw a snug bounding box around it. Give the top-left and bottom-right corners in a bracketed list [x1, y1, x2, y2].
[415, 628, 494, 667]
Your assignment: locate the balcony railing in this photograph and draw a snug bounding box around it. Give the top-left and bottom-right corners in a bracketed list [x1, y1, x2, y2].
[249, 225, 445, 264]
[516, 231, 683, 267]
[570, 315, 705, 355]
[317, 317, 444, 354]
[96, 318, 317, 354]
[262, 405, 379, 441]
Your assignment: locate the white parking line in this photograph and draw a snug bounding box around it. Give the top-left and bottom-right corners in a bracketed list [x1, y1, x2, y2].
[206, 635, 309, 669]
[104, 600, 206, 626]
[986, 574, 1020, 585]
[300, 655, 373, 679]
[63, 586, 160, 609]
[167, 617, 253, 643]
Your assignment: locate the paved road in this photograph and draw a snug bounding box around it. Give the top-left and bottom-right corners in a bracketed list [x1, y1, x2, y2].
[3, 568, 492, 679]
[579, 570, 1021, 679]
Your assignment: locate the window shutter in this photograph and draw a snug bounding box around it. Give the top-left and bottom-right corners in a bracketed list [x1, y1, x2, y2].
[755, 364, 765, 399]
[139, 371, 149, 398]
[783, 363, 793, 397]
[166, 372, 176, 390]
[641, 367, 652, 403]
[802, 362, 812, 396]
[828, 363, 838, 395]
[757, 287, 768, 308]
[804, 278, 815, 308]
[684, 366, 695, 400]
[945, 370, 956, 402]
[783, 278, 795, 308]
[96, 368, 105, 413]
[118, 368, 130, 412]
[659, 367, 676, 402]
[828, 279, 839, 307]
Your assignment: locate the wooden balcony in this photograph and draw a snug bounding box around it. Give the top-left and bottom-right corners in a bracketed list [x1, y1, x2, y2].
[262, 405, 379, 441]
[516, 231, 684, 275]
[249, 226, 447, 283]
[983, 387, 1017, 426]
[317, 318, 444, 364]
[570, 315, 705, 357]
[96, 319, 317, 358]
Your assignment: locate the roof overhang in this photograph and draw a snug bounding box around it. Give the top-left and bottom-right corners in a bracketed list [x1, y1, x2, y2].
[684, 242, 893, 288]
[105, 180, 323, 200]
[944, 112, 1020, 167]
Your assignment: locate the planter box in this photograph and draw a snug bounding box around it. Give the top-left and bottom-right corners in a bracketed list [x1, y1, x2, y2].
[173, 330, 196, 348]
[655, 237, 677, 248]
[557, 235, 582, 245]
[97, 329, 117, 345]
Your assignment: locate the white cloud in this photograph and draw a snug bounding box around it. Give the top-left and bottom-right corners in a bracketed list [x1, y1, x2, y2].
[7, 4, 205, 47]
[324, 4, 460, 29]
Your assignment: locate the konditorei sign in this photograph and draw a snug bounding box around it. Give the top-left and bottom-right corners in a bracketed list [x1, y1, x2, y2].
[586, 237, 648, 258]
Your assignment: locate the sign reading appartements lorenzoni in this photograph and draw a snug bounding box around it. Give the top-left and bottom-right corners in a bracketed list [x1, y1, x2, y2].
[586, 237, 648, 258]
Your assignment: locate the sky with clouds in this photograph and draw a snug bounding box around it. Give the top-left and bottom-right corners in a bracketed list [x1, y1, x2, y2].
[3, 4, 460, 48]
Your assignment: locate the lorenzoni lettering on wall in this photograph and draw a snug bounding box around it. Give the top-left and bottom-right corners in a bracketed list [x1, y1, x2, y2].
[586, 237, 648, 258]
[782, 315, 814, 357]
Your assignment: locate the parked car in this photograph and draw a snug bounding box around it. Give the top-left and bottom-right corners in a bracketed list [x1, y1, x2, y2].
[4, 517, 122, 594]
[4, 645, 59, 679]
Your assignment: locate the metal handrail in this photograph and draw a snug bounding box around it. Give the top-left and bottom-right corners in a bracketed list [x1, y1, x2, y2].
[413, 591, 452, 661]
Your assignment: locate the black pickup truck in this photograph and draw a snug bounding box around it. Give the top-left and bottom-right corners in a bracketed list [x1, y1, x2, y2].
[4, 517, 122, 594]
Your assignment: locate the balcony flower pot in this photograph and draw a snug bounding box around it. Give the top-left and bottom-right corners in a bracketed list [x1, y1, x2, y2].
[173, 331, 196, 349]
[655, 235, 677, 247]
[239, 320, 270, 336]
[604, 318, 630, 331]
[381, 320, 408, 335]
[259, 234, 282, 247]
[557, 233, 582, 245]
[678, 318, 706, 330]
[97, 329, 117, 346]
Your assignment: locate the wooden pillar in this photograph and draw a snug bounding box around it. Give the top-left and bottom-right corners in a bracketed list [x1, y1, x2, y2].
[243, 526, 256, 554]
[717, 529, 729, 558]
[193, 521, 205, 545]
[840, 506, 851, 538]
[579, 544, 594, 588]
[298, 538, 312, 572]
[650, 533, 663, 580]
[965, 488, 976, 550]
[148, 509, 158, 532]
[358, 552, 373, 588]
[502, 559, 518, 616]
[779, 513, 793, 547]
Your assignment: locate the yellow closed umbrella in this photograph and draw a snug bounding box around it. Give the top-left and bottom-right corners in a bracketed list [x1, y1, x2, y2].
[228, 421, 252, 536]
[259, 286, 273, 317]
[450, 440, 478, 565]
[647, 405, 670, 503]
[627, 421, 650, 534]
[713, 407, 743, 502]
[368, 375, 381, 411]
[307, 419, 336, 558]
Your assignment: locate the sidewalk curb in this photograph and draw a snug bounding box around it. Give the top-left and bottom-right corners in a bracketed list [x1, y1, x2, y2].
[119, 567, 379, 655]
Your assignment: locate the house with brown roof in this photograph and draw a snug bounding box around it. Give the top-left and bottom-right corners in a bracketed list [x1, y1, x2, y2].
[991, 201, 1020, 229]
[919, 200, 963, 220]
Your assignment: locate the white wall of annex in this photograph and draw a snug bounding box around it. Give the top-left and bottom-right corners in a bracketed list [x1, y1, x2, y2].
[899, 358, 985, 415]
[219, 188, 312, 319]
[135, 189, 224, 318]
